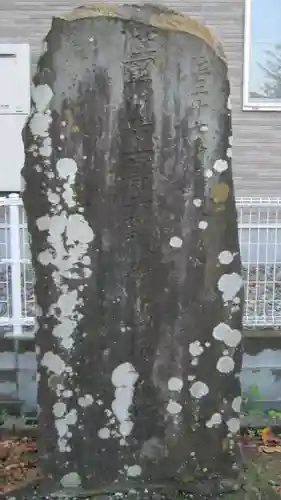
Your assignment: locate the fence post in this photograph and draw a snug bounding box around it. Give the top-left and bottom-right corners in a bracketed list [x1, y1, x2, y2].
[9, 193, 22, 337]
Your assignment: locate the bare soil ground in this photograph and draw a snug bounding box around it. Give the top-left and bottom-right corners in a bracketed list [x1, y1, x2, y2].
[241, 430, 281, 496]
[0, 436, 41, 495]
[1, 431, 281, 496]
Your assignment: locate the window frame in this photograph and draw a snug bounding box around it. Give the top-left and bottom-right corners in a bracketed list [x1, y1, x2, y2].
[243, 0, 281, 111]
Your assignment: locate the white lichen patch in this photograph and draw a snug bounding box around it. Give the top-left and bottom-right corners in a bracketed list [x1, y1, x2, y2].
[62, 389, 72, 398]
[60, 472, 81, 488]
[232, 396, 242, 413]
[39, 137, 52, 157]
[226, 148, 232, 158]
[111, 362, 139, 438]
[189, 341, 204, 357]
[127, 465, 142, 477]
[36, 215, 49, 232]
[217, 273, 243, 302]
[53, 401, 66, 418]
[55, 408, 77, 452]
[61, 409, 77, 427]
[198, 220, 208, 230]
[168, 377, 183, 392]
[52, 291, 78, 350]
[29, 84, 53, 148]
[41, 352, 66, 375]
[32, 84, 53, 113]
[29, 112, 52, 138]
[226, 417, 240, 434]
[47, 192, 60, 204]
[191, 358, 198, 366]
[119, 421, 134, 437]
[78, 394, 94, 408]
[98, 427, 111, 439]
[56, 158, 78, 208]
[193, 198, 202, 208]
[205, 169, 213, 178]
[213, 159, 228, 173]
[206, 413, 222, 428]
[189, 381, 209, 399]
[199, 124, 208, 132]
[218, 251, 233, 265]
[169, 236, 183, 248]
[36, 157, 95, 362]
[167, 400, 182, 415]
[216, 356, 235, 373]
[212, 323, 242, 348]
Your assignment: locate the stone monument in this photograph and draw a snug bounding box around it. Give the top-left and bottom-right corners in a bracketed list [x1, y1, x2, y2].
[21, 4, 246, 499]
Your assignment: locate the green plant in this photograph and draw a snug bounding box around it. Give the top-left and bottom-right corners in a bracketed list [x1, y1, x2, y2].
[241, 384, 264, 416]
[267, 409, 281, 419]
[0, 408, 10, 425]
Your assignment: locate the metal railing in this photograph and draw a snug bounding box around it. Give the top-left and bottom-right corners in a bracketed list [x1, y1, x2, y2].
[237, 197, 281, 328]
[0, 194, 34, 338]
[0, 194, 281, 335]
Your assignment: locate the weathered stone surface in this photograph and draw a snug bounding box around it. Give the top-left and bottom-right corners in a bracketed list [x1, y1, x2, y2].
[22, 3, 243, 497]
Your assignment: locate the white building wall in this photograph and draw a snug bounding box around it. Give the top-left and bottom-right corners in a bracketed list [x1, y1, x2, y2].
[0, 43, 30, 192]
[0, 115, 27, 192]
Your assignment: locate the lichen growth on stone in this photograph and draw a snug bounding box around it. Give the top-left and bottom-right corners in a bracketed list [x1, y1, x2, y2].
[22, 1, 242, 493]
[57, 3, 226, 62]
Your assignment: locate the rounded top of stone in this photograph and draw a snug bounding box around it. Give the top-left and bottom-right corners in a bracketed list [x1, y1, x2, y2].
[56, 3, 226, 62]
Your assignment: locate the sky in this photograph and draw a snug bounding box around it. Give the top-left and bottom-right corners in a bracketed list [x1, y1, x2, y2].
[249, 0, 281, 96]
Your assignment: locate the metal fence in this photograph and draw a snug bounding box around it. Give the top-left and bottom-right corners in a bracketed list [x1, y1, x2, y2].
[0, 194, 281, 335]
[237, 197, 281, 328]
[0, 194, 34, 338]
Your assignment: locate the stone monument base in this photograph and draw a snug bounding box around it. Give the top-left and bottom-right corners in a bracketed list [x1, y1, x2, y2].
[6, 461, 280, 500]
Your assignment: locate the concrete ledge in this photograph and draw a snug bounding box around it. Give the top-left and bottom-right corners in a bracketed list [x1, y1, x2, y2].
[245, 329, 281, 339]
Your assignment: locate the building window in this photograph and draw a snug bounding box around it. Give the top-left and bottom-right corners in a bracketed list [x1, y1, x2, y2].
[243, 0, 281, 110]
